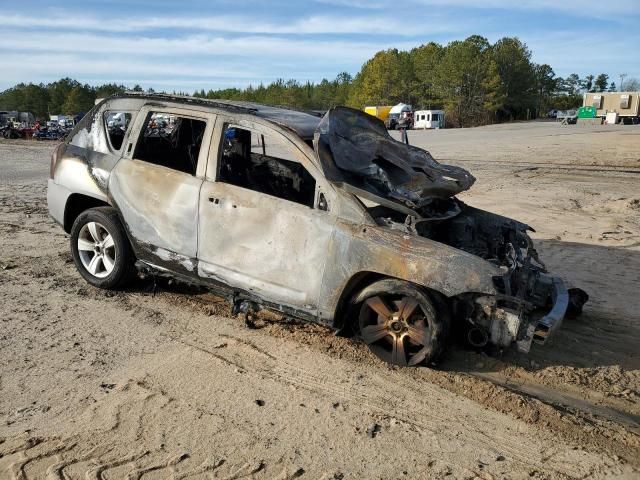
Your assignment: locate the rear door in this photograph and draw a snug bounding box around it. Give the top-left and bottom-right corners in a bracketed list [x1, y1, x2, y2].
[108, 106, 215, 274]
[197, 117, 337, 314]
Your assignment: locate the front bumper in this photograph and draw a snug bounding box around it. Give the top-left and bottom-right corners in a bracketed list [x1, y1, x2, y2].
[533, 276, 569, 343]
[515, 276, 569, 353]
[472, 274, 570, 354]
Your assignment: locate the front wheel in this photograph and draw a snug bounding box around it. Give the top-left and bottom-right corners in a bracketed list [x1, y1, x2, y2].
[70, 207, 136, 289]
[351, 279, 448, 367]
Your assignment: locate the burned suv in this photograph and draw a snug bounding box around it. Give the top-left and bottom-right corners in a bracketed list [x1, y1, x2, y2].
[47, 94, 586, 366]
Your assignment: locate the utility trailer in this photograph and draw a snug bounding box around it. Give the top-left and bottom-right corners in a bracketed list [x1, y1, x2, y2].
[414, 110, 445, 129]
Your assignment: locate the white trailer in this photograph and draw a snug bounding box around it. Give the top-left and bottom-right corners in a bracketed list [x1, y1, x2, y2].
[50, 114, 75, 127]
[414, 110, 445, 129]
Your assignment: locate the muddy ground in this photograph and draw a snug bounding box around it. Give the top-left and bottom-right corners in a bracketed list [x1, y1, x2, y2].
[0, 121, 639, 479]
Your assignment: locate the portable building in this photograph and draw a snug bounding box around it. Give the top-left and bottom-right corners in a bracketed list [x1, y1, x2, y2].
[582, 92, 640, 120]
[414, 110, 445, 129]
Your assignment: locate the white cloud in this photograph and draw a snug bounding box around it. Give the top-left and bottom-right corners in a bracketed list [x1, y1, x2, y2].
[412, 0, 639, 18]
[0, 30, 402, 61]
[312, 0, 388, 9]
[0, 12, 466, 36]
[310, 0, 639, 19]
[0, 29, 428, 91]
[0, 53, 247, 79]
[523, 31, 640, 78]
[0, 24, 432, 91]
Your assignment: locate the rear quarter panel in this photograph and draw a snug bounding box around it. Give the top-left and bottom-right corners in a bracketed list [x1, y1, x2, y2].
[51, 105, 114, 202]
[51, 99, 141, 207]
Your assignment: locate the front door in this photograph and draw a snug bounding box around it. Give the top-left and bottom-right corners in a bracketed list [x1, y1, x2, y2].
[109, 107, 214, 274]
[197, 118, 336, 314]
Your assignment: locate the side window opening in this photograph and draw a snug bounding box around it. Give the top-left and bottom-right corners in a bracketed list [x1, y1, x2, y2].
[218, 124, 316, 208]
[103, 111, 132, 151]
[133, 112, 206, 175]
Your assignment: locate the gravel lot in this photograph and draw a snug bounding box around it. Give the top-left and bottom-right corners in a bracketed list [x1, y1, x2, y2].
[1, 122, 639, 479]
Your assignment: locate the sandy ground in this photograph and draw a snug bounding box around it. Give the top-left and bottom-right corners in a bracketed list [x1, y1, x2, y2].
[0, 121, 639, 479]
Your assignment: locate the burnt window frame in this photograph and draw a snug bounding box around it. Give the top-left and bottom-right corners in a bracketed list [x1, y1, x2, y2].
[103, 110, 135, 153]
[210, 118, 328, 210]
[130, 108, 211, 177]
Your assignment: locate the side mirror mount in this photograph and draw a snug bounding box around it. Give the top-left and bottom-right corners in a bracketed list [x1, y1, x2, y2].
[318, 192, 329, 212]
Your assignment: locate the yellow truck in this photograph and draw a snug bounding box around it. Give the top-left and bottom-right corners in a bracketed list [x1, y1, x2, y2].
[364, 105, 393, 123]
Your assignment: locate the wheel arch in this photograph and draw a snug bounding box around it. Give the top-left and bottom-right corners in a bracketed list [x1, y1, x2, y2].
[63, 193, 111, 233]
[69, 205, 137, 289]
[332, 271, 451, 333]
[341, 275, 451, 366]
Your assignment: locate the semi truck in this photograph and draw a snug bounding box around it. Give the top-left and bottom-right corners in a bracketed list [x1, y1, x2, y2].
[0, 111, 35, 127]
[364, 104, 416, 129]
[386, 103, 413, 130]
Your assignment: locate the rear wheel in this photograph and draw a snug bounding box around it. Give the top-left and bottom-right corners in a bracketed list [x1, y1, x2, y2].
[352, 279, 447, 367]
[70, 207, 135, 289]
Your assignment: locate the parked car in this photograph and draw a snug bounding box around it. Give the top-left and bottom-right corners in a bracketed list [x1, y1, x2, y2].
[33, 126, 69, 141]
[385, 103, 412, 130]
[556, 110, 578, 124]
[1, 125, 23, 139]
[47, 94, 587, 367]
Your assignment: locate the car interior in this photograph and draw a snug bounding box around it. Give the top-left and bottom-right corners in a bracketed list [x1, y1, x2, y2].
[217, 125, 316, 208]
[134, 112, 206, 175]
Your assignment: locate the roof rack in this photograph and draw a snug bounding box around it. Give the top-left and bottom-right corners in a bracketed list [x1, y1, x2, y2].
[115, 92, 259, 113]
[107, 92, 321, 139]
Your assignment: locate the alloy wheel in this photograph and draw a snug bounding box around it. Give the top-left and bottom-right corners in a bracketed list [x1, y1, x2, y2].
[77, 221, 116, 278]
[359, 294, 432, 366]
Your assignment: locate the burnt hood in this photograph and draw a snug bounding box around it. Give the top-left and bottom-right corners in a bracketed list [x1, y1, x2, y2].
[313, 106, 475, 210]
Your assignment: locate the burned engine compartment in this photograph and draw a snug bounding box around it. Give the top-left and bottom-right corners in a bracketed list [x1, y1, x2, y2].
[371, 200, 575, 352]
[370, 199, 539, 270]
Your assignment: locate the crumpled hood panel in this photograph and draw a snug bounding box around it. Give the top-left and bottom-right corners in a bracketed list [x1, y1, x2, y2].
[314, 106, 475, 209]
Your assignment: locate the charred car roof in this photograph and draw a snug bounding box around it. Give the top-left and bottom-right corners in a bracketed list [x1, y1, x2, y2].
[112, 92, 322, 140]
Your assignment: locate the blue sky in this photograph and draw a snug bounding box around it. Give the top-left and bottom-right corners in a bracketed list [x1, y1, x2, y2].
[1, 0, 639, 92]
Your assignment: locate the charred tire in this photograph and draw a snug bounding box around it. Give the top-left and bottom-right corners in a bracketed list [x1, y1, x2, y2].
[351, 279, 448, 367]
[70, 207, 136, 289]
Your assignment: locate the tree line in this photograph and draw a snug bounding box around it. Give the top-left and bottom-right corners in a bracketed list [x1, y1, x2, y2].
[0, 80, 148, 121]
[1, 36, 636, 127]
[190, 36, 636, 127]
